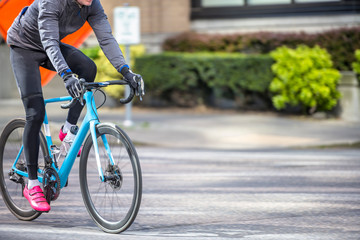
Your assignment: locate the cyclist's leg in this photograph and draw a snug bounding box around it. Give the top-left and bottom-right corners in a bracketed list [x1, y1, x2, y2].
[10, 46, 50, 212]
[10, 46, 46, 181]
[60, 43, 97, 125]
[22, 95, 45, 181]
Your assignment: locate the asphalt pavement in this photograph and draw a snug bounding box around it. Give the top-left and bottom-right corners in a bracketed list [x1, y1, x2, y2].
[0, 97, 359, 239]
[0, 98, 359, 151]
[0, 147, 359, 239]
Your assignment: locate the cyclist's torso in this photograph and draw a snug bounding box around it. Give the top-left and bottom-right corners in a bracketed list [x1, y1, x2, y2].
[7, 0, 126, 74]
[8, 0, 89, 52]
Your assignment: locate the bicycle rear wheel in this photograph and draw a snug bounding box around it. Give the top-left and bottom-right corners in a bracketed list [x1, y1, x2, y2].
[0, 119, 48, 220]
[79, 123, 142, 233]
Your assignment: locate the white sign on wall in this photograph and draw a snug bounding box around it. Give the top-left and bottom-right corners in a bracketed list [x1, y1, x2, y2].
[114, 7, 140, 45]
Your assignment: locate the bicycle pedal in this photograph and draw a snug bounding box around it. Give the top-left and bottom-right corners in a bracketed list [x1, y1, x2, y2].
[9, 174, 24, 184]
[9, 174, 19, 182]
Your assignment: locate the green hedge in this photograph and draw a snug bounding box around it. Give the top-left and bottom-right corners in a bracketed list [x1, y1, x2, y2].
[163, 27, 360, 71]
[134, 52, 274, 108]
[352, 49, 360, 81]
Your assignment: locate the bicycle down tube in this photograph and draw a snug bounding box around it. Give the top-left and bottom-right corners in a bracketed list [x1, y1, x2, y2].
[13, 90, 105, 189]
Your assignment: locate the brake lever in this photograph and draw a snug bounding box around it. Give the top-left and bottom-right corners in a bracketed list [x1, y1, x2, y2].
[137, 78, 145, 101]
[79, 90, 85, 106]
[79, 78, 86, 106]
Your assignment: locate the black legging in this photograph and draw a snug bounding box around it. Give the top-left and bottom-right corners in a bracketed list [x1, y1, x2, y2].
[10, 43, 97, 180]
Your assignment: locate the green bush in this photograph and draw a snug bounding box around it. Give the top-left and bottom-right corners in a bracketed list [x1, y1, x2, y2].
[81, 44, 145, 99]
[352, 49, 360, 80]
[134, 52, 274, 108]
[269, 45, 341, 113]
[163, 27, 360, 71]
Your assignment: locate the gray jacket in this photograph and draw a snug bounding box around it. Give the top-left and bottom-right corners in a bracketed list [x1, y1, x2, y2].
[7, 0, 127, 75]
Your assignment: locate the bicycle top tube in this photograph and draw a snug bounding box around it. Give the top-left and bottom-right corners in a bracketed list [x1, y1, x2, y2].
[44, 96, 72, 105]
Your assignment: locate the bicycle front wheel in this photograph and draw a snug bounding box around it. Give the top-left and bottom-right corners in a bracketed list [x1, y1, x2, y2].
[0, 119, 48, 221]
[79, 123, 142, 233]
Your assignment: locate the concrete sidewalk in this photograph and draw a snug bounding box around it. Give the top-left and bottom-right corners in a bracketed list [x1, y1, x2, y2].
[0, 98, 359, 150]
[123, 107, 360, 150]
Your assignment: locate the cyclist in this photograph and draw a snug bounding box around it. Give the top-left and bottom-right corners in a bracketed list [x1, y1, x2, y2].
[7, 0, 142, 212]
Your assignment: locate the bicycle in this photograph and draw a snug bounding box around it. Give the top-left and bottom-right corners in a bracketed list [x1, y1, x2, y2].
[0, 79, 144, 233]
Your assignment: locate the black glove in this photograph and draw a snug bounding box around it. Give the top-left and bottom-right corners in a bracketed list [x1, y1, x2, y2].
[121, 66, 141, 88]
[62, 71, 82, 98]
[121, 65, 145, 98]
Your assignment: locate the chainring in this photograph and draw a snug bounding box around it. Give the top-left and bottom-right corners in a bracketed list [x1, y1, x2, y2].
[42, 167, 61, 203]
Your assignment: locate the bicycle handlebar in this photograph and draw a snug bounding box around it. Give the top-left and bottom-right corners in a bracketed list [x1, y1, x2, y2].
[61, 79, 135, 109]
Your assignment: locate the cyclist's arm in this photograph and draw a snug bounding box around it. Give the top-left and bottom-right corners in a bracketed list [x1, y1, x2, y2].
[38, 0, 70, 76]
[87, 0, 127, 73]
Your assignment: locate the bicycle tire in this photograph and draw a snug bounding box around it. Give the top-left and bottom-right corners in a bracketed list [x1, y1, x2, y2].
[79, 123, 142, 233]
[0, 118, 48, 221]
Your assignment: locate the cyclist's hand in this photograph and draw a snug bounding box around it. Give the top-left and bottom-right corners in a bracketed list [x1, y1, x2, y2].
[121, 66, 145, 99]
[63, 72, 82, 98]
[122, 68, 140, 88]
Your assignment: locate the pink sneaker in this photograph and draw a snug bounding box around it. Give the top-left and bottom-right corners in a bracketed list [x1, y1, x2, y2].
[23, 185, 51, 212]
[59, 126, 82, 157]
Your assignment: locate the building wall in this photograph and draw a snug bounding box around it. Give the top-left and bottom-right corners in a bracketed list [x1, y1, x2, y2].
[191, 14, 360, 34]
[99, 0, 191, 53]
[190, 0, 360, 34]
[97, 0, 360, 52]
[102, 0, 190, 34]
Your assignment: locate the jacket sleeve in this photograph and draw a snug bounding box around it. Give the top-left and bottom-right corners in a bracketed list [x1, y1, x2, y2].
[38, 0, 70, 75]
[87, 0, 127, 72]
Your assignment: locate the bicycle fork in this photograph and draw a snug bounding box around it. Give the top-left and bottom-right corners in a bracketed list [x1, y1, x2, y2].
[89, 122, 117, 183]
[89, 121, 105, 182]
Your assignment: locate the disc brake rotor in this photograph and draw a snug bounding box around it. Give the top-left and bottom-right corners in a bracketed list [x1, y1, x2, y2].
[105, 164, 123, 190]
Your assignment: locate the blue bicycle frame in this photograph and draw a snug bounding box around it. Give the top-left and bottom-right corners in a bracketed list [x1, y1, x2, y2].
[12, 90, 107, 189]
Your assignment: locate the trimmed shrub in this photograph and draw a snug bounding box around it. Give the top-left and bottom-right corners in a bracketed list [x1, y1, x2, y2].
[270, 45, 341, 113]
[163, 27, 360, 71]
[134, 52, 274, 108]
[352, 49, 360, 82]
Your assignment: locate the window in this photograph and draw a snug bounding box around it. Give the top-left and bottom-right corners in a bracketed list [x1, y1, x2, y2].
[202, 0, 244, 7]
[192, 0, 356, 20]
[200, 0, 342, 7]
[296, 0, 340, 2]
[248, 0, 290, 5]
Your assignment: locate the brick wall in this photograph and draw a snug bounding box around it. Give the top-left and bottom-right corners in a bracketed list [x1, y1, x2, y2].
[101, 0, 190, 34]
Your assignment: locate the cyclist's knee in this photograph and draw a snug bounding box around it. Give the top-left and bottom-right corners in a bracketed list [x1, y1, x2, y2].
[74, 59, 96, 83]
[22, 94, 45, 124]
[86, 59, 97, 83]
[64, 47, 97, 82]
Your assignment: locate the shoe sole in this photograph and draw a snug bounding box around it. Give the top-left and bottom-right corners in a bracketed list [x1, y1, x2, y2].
[33, 209, 50, 213]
